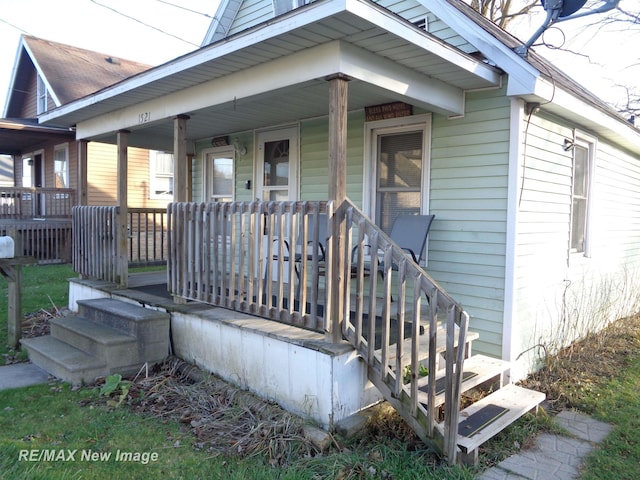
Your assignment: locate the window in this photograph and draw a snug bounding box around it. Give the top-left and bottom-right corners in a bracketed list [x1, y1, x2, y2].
[54, 144, 69, 188]
[204, 148, 234, 202]
[149, 151, 174, 199]
[36, 75, 47, 114]
[570, 134, 595, 256]
[364, 114, 431, 237]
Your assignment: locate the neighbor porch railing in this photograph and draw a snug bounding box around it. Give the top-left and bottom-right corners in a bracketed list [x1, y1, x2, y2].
[167, 199, 469, 462]
[0, 187, 75, 218]
[72, 206, 169, 282]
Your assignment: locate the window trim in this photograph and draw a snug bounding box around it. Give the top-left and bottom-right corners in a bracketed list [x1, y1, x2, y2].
[569, 130, 597, 260]
[363, 114, 432, 225]
[148, 150, 174, 200]
[202, 146, 235, 202]
[36, 74, 47, 114]
[53, 143, 69, 188]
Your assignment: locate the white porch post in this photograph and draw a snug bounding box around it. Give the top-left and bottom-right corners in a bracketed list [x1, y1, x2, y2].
[327, 74, 349, 343]
[174, 115, 190, 203]
[116, 130, 129, 288]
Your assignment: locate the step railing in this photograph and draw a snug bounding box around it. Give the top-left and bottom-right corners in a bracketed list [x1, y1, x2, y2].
[339, 199, 470, 464]
[166, 198, 469, 462]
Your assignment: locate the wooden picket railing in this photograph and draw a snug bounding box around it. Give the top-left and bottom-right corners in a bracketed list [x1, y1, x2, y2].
[0, 187, 75, 218]
[168, 201, 328, 331]
[72, 206, 169, 281]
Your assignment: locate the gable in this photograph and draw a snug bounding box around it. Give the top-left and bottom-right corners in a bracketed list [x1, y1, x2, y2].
[204, 0, 478, 55]
[4, 36, 151, 118]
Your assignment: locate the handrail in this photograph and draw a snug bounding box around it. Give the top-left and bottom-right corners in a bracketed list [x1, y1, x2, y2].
[339, 198, 469, 463]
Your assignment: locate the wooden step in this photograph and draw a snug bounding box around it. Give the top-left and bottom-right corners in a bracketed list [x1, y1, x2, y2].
[451, 384, 545, 465]
[21, 336, 107, 385]
[416, 354, 509, 407]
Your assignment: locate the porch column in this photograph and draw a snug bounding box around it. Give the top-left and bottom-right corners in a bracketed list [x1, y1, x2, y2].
[174, 115, 190, 203]
[327, 74, 349, 343]
[77, 140, 88, 206]
[116, 130, 129, 288]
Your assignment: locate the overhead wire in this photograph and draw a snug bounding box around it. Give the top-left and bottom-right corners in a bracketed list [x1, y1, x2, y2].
[154, 0, 215, 19]
[88, 0, 201, 48]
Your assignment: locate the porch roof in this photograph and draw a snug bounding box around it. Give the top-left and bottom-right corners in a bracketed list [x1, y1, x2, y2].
[0, 118, 75, 156]
[39, 0, 502, 150]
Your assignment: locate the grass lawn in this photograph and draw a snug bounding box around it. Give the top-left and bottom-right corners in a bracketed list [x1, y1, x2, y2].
[1, 264, 638, 478]
[0, 263, 75, 364]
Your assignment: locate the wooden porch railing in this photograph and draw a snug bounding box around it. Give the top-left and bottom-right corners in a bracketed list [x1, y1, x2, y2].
[0, 187, 75, 218]
[72, 206, 169, 281]
[167, 201, 328, 331]
[167, 199, 469, 462]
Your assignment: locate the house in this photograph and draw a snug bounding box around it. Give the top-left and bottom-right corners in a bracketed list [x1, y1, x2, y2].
[0, 35, 171, 263]
[23, 0, 640, 464]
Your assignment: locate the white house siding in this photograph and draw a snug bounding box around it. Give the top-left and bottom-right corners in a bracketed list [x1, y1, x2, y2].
[428, 87, 512, 358]
[513, 112, 640, 374]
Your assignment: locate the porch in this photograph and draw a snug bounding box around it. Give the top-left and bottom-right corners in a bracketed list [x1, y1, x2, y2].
[41, 199, 545, 465]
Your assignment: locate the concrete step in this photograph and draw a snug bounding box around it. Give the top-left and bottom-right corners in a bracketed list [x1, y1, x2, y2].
[50, 315, 138, 367]
[450, 384, 546, 465]
[416, 354, 509, 408]
[21, 336, 107, 385]
[76, 298, 170, 362]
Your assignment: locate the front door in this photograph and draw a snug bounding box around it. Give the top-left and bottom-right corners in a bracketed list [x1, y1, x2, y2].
[256, 127, 299, 202]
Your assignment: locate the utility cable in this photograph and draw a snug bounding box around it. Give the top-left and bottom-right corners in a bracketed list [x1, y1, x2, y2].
[154, 0, 215, 19]
[88, 0, 200, 47]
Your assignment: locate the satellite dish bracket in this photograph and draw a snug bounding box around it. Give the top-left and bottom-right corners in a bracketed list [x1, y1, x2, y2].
[515, 0, 621, 57]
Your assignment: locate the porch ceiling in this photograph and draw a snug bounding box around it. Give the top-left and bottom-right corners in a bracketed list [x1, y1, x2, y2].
[40, 0, 501, 150]
[0, 119, 75, 155]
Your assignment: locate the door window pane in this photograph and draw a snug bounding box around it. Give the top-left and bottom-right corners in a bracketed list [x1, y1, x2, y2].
[263, 140, 289, 187]
[376, 131, 423, 234]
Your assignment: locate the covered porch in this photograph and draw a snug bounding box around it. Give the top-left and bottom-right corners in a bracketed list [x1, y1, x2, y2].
[34, 0, 544, 464]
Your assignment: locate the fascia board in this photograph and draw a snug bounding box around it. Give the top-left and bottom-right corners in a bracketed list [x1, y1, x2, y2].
[21, 40, 62, 107]
[423, 0, 540, 91]
[2, 38, 25, 117]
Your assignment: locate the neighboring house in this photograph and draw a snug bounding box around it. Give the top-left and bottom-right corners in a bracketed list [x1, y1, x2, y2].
[0, 36, 171, 262]
[27, 0, 640, 463]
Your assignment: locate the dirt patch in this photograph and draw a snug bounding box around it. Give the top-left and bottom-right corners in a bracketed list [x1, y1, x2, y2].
[520, 313, 640, 412]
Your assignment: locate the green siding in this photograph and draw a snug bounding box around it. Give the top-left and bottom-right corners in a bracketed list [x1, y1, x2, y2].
[300, 111, 365, 207]
[429, 87, 511, 358]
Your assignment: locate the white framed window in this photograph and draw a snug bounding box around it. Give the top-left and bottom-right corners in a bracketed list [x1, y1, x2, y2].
[364, 114, 432, 236]
[203, 146, 235, 202]
[149, 151, 174, 200]
[54, 143, 69, 188]
[569, 132, 596, 257]
[36, 74, 47, 114]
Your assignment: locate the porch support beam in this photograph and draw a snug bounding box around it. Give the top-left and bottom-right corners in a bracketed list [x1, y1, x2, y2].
[77, 140, 88, 206]
[116, 130, 129, 288]
[327, 74, 349, 344]
[174, 115, 190, 203]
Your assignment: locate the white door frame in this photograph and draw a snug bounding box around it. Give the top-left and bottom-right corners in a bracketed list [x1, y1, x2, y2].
[255, 126, 299, 202]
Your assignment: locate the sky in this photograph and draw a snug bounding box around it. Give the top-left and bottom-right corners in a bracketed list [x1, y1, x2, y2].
[0, 0, 637, 116]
